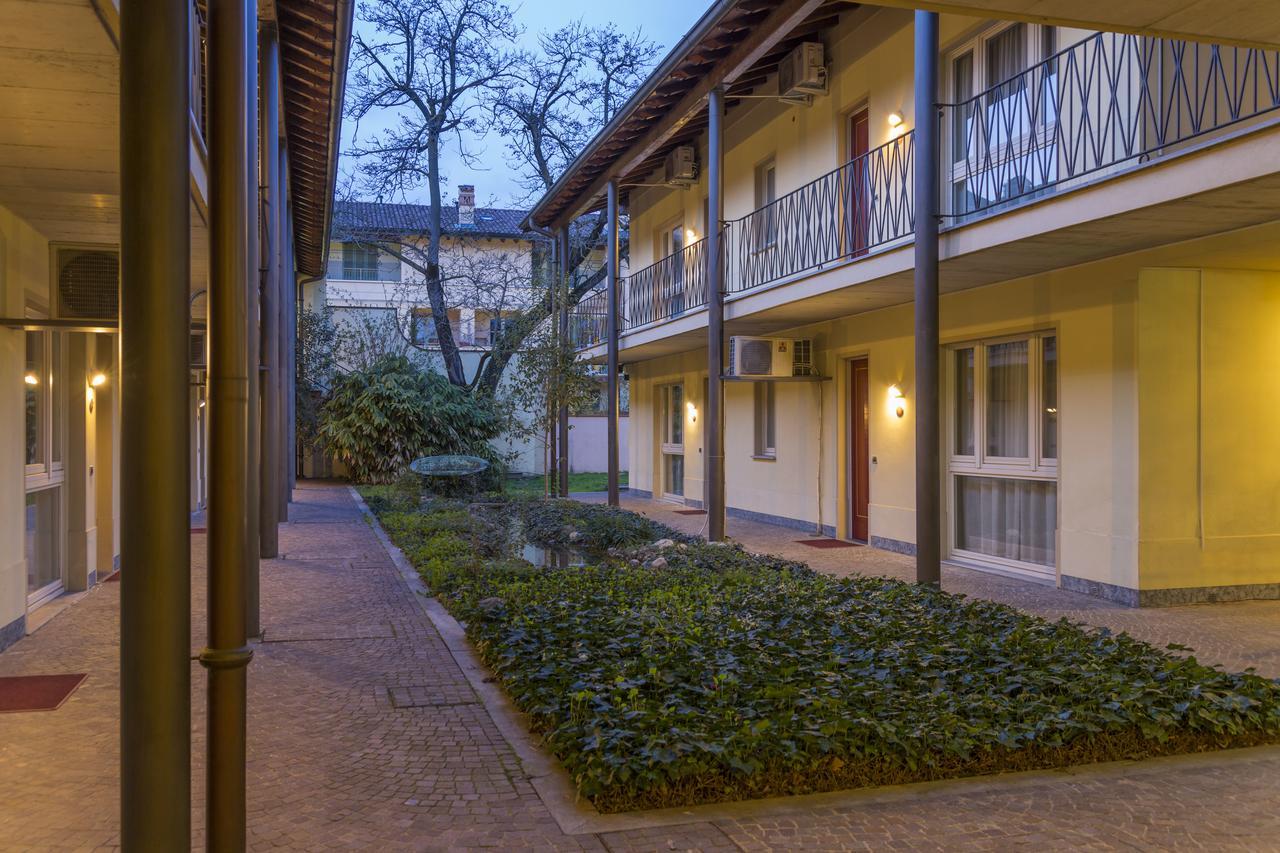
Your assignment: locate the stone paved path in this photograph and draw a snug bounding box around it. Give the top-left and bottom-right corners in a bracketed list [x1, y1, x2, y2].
[0, 483, 1277, 851]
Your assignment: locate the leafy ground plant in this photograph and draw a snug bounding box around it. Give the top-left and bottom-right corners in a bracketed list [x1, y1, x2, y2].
[362, 490, 1280, 812]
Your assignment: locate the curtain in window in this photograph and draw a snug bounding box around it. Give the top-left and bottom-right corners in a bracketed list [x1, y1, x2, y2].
[955, 476, 1056, 567]
[954, 347, 975, 455]
[986, 339, 1029, 457]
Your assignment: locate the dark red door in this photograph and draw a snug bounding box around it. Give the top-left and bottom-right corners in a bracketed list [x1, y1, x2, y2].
[850, 358, 870, 541]
[849, 109, 870, 257]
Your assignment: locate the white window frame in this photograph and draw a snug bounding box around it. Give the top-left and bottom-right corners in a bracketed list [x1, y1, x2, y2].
[23, 312, 67, 608]
[946, 22, 1060, 215]
[659, 383, 685, 500]
[946, 330, 1059, 576]
[752, 157, 778, 253]
[753, 381, 776, 459]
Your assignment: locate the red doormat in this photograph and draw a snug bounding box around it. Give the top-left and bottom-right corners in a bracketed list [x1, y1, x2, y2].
[0, 674, 88, 713]
[796, 538, 861, 549]
[190, 527, 207, 534]
[102, 571, 121, 583]
[674, 509, 707, 515]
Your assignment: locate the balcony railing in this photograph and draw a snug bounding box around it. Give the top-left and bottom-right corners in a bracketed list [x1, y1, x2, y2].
[569, 31, 1280, 350]
[727, 133, 914, 293]
[942, 32, 1280, 217]
[569, 284, 608, 349]
[624, 234, 713, 329]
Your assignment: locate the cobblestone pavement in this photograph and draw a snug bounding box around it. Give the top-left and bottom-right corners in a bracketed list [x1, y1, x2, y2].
[578, 492, 1280, 679]
[0, 483, 1276, 851]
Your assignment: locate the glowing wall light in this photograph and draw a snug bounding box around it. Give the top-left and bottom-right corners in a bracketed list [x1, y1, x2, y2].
[888, 385, 906, 418]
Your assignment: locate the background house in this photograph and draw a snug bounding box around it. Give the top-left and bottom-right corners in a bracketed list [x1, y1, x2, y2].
[304, 187, 629, 477]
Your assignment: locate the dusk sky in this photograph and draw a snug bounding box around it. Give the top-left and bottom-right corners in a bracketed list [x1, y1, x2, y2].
[339, 0, 703, 210]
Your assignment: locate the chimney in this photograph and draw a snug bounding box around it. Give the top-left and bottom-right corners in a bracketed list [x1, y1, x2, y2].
[457, 184, 475, 227]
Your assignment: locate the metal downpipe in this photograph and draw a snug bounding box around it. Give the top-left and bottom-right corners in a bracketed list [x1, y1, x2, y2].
[706, 86, 726, 540]
[119, 0, 191, 845]
[203, 0, 255, 845]
[244, 5, 262, 636]
[913, 10, 942, 586]
[605, 180, 621, 507]
[258, 25, 281, 561]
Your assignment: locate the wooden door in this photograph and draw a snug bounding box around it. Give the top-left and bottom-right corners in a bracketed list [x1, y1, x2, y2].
[848, 109, 870, 257]
[850, 359, 870, 541]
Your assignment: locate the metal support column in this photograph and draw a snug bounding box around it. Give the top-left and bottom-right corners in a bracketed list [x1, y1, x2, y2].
[203, 0, 255, 846]
[913, 10, 942, 586]
[277, 150, 290, 518]
[119, 0, 191, 845]
[259, 26, 281, 560]
[706, 86, 726, 540]
[244, 7, 262, 636]
[557, 226, 570, 497]
[605, 180, 621, 507]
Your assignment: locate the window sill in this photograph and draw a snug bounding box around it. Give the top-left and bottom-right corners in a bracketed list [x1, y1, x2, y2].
[751, 453, 777, 462]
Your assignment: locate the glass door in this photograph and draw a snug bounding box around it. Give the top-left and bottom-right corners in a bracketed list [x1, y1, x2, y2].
[24, 328, 66, 607]
[660, 383, 685, 500]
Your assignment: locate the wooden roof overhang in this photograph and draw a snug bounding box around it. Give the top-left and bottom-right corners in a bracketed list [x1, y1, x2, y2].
[277, 0, 353, 278]
[526, 0, 854, 230]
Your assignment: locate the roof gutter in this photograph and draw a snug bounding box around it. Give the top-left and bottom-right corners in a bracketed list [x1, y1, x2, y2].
[522, 0, 742, 231]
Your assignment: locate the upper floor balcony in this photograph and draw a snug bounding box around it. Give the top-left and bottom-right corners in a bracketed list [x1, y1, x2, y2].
[571, 28, 1280, 358]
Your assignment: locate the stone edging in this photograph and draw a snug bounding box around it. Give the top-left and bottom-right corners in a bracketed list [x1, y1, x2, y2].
[350, 487, 1280, 836]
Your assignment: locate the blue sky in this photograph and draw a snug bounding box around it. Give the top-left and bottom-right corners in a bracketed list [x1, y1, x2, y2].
[340, 0, 702, 210]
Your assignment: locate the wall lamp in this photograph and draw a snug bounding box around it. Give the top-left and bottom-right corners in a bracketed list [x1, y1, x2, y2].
[887, 111, 904, 130]
[90, 372, 108, 387]
[24, 373, 38, 386]
[888, 385, 906, 418]
[687, 400, 698, 423]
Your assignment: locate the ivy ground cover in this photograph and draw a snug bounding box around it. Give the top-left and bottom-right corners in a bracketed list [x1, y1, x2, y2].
[362, 487, 1280, 813]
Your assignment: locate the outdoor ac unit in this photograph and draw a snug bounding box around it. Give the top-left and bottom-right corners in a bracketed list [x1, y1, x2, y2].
[778, 42, 828, 101]
[190, 330, 207, 369]
[54, 245, 119, 320]
[727, 336, 794, 378]
[664, 145, 698, 186]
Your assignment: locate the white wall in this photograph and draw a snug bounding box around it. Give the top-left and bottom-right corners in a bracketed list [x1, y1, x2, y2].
[567, 415, 630, 474]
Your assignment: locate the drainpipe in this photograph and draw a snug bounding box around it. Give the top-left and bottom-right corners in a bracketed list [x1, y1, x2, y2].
[913, 11, 942, 586]
[203, 0, 256, 845]
[706, 86, 726, 540]
[557, 226, 571, 497]
[258, 25, 281, 562]
[119, 0, 191, 846]
[606, 180, 621, 506]
[244, 8, 261, 638]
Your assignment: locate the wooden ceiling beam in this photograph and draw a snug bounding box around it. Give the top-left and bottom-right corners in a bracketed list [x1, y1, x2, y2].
[544, 0, 829, 226]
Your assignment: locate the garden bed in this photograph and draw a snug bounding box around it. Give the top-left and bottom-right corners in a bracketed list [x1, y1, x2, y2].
[361, 486, 1280, 813]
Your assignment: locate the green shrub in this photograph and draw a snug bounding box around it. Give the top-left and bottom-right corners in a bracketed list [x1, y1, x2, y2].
[319, 355, 504, 484]
[365, 493, 1280, 813]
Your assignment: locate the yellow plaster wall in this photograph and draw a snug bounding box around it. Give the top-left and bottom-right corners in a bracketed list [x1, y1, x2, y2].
[1137, 267, 1280, 590]
[0, 203, 52, 635]
[629, 251, 1141, 587]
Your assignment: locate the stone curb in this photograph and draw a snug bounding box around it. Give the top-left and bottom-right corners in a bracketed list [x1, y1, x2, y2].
[350, 487, 1280, 836]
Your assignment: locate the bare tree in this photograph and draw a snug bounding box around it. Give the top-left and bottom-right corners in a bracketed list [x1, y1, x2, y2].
[345, 0, 520, 385]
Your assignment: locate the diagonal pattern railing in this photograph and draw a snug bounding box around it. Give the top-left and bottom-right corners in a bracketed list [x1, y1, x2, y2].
[569, 31, 1280, 350]
[727, 133, 915, 293]
[942, 32, 1280, 218]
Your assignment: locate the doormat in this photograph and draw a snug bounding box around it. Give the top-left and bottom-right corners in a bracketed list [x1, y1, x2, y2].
[796, 538, 861, 549]
[674, 509, 707, 515]
[190, 527, 207, 534]
[0, 674, 88, 713]
[102, 571, 121, 583]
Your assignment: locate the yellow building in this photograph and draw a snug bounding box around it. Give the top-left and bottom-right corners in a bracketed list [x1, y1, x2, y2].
[538, 1, 1280, 606]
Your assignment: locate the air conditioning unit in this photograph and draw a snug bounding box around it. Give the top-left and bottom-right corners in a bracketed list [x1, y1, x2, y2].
[664, 145, 698, 186]
[54, 245, 119, 320]
[778, 42, 828, 101]
[728, 336, 793, 377]
[190, 330, 207, 369]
